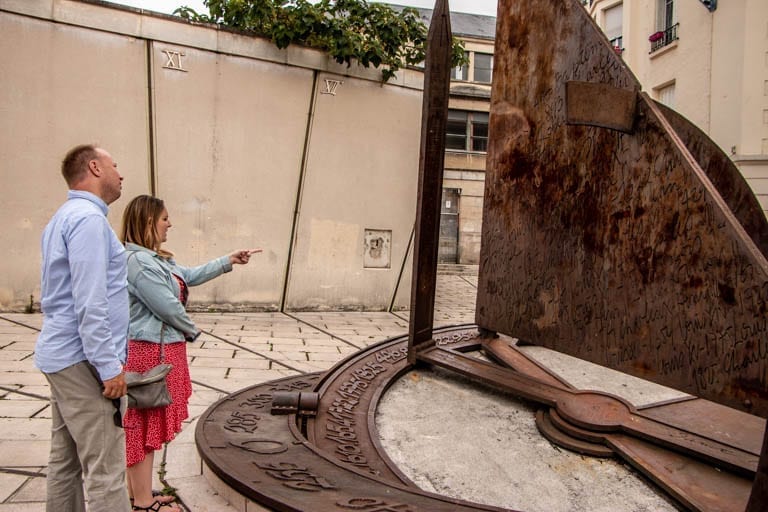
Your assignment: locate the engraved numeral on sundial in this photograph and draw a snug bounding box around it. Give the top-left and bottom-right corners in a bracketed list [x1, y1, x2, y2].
[320, 79, 343, 95]
[229, 438, 287, 455]
[434, 329, 478, 346]
[269, 379, 314, 392]
[239, 393, 272, 409]
[161, 50, 187, 72]
[224, 410, 260, 433]
[337, 497, 417, 511]
[255, 462, 335, 491]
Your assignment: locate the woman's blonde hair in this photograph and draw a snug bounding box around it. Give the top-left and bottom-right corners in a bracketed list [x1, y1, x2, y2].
[120, 195, 173, 258]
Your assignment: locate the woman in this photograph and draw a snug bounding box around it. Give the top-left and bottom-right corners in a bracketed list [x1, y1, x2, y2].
[120, 195, 260, 512]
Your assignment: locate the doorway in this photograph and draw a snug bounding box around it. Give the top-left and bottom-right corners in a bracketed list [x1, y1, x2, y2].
[438, 188, 460, 263]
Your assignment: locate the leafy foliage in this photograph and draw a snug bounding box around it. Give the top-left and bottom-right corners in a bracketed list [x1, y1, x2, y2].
[174, 0, 467, 82]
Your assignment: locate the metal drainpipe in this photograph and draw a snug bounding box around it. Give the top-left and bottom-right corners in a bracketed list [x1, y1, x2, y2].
[280, 71, 319, 312]
[389, 224, 415, 312]
[146, 40, 157, 196]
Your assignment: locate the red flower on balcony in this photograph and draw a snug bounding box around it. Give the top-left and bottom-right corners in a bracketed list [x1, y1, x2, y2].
[648, 31, 664, 42]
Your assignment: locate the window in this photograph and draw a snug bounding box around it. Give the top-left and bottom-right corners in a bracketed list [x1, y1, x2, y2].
[446, 110, 489, 152]
[604, 3, 623, 50]
[651, 0, 678, 52]
[657, 0, 676, 30]
[471, 112, 489, 151]
[451, 51, 469, 80]
[446, 111, 468, 150]
[656, 83, 675, 108]
[451, 51, 493, 84]
[473, 53, 493, 83]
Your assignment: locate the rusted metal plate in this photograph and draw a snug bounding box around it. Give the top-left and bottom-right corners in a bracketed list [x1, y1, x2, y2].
[485, 338, 766, 461]
[420, 338, 760, 510]
[418, 345, 759, 476]
[655, 101, 768, 260]
[565, 81, 637, 133]
[608, 433, 753, 512]
[749, 432, 768, 511]
[637, 397, 765, 456]
[483, 337, 572, 388]
[477, 0, 768, 419]
[535, 409, 614, 457]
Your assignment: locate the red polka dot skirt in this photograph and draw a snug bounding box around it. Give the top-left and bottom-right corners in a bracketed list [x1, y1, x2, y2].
[123, 339, 191, 467]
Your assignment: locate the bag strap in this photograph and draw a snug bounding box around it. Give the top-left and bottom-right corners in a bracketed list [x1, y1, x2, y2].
[127, 249, 167, 364]
[160, 323, 165, 363]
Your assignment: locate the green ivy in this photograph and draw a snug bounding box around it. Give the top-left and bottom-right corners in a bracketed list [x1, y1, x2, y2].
[174, 0, 467, 82]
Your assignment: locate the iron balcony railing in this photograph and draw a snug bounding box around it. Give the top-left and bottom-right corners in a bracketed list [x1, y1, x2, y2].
[649, 23, 679, 53]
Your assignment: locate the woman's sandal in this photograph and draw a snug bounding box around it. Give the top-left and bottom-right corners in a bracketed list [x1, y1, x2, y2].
[131, 500, 181, 511]
[130, 491, 175, 505]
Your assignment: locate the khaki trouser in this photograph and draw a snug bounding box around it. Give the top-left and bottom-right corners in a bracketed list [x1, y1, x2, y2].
[44, 361, 131, 512]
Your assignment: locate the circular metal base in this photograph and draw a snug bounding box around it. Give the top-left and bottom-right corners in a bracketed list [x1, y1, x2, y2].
[195, 326, 507, 512]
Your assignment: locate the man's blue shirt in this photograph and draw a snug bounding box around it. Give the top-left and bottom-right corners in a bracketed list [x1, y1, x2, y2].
[35, 190, 129, 381]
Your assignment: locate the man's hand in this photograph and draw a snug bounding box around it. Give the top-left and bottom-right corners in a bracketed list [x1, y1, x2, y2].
[102, 372, 127, 399]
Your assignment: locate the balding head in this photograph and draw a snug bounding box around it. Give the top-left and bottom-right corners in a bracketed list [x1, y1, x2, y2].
[61, 144, 99, 187]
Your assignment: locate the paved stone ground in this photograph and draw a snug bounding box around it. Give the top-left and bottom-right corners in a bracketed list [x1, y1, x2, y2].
[0, 266, 686, 512]
[0, 269, 479, 511]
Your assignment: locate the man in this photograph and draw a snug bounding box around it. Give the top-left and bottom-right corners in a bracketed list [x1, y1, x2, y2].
[35, 144, 131, 512]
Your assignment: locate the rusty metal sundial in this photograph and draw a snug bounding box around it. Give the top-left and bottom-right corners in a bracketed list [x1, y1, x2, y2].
[196, 0, 768, 510]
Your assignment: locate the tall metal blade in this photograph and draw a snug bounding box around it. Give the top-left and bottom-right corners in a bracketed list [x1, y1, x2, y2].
[407, 0, 453, 363]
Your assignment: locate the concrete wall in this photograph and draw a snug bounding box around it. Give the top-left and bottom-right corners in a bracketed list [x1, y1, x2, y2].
[284, 74, 421, 310]
[0, 0, 427, 311]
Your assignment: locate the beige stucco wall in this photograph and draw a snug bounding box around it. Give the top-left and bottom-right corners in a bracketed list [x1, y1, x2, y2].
[149, 42, 314, 309]
[0, 0, 429, 311]
[589, 0, 768, 217]
[0, 8, 151, 308]
[284, 73, 421, 310]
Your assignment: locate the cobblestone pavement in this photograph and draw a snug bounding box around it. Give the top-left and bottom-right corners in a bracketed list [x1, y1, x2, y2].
[0, 270, 478, 511]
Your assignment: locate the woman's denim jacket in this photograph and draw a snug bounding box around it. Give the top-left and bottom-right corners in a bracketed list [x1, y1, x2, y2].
[125, 242, 232, 343]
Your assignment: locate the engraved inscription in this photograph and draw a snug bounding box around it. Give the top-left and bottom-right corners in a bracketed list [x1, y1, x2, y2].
[224, 410, 260, 434]
[322, 346, 409, 473]
[434, 329, 480, 346]
[375, 346, 408, 364]
[268, 378, 317, 392]
[337, 497, 417, 511]
[255, 462, 335, 491]
[161, 50, 187, 72]
[238, 393, 272, 410]
[229, 438, 287, 455]
[325, 360, 387, 473]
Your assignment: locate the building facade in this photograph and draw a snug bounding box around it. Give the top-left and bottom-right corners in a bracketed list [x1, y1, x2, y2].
[410, 7, 496, 265]
[586, 0, 768, 216]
